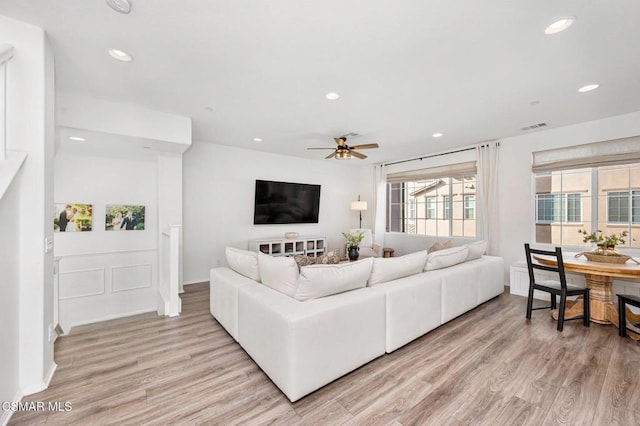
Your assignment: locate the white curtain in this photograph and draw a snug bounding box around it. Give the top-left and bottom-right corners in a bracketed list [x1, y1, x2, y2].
[476, 142, 500, 255]
[372, 163, 386, 247]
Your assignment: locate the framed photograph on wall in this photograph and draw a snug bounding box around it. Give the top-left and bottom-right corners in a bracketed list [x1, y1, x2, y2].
[54, 203, 93, 232]
[105, 204, 146, 231]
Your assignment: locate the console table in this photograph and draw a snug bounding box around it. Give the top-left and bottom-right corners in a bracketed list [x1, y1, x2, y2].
[250, 236, 327, 258]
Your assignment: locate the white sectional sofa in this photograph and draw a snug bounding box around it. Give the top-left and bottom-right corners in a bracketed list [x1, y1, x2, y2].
[210, 244, 504, 402]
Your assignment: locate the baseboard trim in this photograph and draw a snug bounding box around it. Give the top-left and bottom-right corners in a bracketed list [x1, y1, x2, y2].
[44, 362, 57, 388]
[17, 361, 57, 397]
[65, 308, 158, 334]
[0, 389, 23, 426]
[183, 280, 209, 286]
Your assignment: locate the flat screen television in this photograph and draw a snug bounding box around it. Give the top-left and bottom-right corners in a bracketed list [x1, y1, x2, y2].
[253, 180, 321, 225]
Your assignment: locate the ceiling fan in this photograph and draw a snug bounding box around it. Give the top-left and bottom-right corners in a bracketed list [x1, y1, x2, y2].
[307, 133, 379, 160]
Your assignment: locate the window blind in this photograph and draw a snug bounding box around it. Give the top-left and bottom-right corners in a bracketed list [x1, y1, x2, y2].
[386, 161, 477, 184]
[532, 136, 640, 172]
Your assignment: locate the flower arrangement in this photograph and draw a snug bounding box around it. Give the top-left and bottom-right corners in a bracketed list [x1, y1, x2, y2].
[342, 230, 365, 248]
[578, 229, 629, 250]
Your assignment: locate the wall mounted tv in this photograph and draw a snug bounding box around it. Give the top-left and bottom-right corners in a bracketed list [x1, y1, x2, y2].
[254, 180, 321, 225]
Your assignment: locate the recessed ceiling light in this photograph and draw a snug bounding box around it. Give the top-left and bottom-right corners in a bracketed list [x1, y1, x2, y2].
[578, 83, 599, 93]
[432, 133, 443, 138]
[325, 92, 340, 100]
[544, 17, 574, 35]
[68, 136, 86, 142]
[105, 0, 131, 14]
[108, 49, 133, 62]
[253, 138, 263, 142]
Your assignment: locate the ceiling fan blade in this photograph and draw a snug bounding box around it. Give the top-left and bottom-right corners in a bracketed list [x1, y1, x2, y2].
[350, 150, 367, 160]
[307, 147, 336, 150]
[351, 143, 379, 150]
[325, 151, 337, 159]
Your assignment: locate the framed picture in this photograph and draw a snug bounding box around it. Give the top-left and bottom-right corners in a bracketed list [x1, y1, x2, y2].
[54, 203, 93, 232]
[105, 204, 146, 231]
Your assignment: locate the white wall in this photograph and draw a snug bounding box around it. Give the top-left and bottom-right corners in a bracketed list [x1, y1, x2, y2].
[498, 110, 640, 279]
[58, 92, 192, 147]
[0, 13, 56, 397]
[54, 153, 159, 330]
[0, 174, 21, 423]
[183, 142, 363, 283]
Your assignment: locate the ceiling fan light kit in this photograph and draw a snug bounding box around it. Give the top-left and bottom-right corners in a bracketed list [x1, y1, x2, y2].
[309, 135, 379, 160]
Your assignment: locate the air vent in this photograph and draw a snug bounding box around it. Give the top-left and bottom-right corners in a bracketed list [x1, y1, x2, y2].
[521, 122, 548, 131]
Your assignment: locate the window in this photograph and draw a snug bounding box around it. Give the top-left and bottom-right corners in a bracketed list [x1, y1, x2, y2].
[408, 199, 416, 219]
[535, 193, 582, 223]
[387, 176, 476, 237]
[608, 190, 640, 224]
[464, 195, 475, 220]
[426, 197, 436, 219]
[533, 163, 640, 248]
[443, 195, 451, 220]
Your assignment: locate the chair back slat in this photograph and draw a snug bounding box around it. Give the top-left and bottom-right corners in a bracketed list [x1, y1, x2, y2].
[524, 243, 568, 291]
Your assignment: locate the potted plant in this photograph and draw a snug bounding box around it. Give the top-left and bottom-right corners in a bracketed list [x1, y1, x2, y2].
[575, 229, 640, 264]
[578, 229, 629, 255]
[342, 231, 365, 261]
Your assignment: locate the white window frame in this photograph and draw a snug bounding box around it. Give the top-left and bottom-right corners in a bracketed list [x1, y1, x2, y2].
[535, 193, 582, 224]
[426, 196, 436, 219]
[443, 195, 451, 220]
[463, 195, 475, 220]
[607, 190, 640, 225]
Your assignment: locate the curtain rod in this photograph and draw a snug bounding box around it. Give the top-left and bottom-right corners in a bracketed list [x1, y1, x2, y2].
[382, 141, 499, 167]
[383, 147, 475, 167]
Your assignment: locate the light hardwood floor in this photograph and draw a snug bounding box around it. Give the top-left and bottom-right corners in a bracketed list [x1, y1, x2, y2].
[9, 282, 640, 425]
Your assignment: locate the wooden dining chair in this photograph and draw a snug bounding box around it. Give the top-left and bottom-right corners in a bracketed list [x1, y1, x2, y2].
[524, 244, 590, 331]
[617, 294, 640, 337]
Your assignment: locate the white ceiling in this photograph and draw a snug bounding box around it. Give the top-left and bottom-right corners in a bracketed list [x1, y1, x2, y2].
[1, 0, 640, 164]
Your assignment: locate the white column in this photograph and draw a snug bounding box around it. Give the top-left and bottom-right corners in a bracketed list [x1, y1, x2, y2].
[0, 44, 15, 161]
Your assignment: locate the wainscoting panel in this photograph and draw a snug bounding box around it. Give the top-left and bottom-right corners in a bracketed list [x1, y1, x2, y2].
[112, 264, 153, 292]
[59, 268, 105, 300]
[57, 250, 159, 331]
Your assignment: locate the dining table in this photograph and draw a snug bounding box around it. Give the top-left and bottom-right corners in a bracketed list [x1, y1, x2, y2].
[533, 252, 640, 338]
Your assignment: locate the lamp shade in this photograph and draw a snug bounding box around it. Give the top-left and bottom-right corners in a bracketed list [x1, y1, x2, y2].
[351, 200, 367, 211]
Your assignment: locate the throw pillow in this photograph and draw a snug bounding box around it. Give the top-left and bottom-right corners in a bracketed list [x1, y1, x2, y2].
[294, 254, 316, 268]
[225, 247, 260, 282]
[368, 250, 428, 286]
[425, 246, 469, 271]
[258, 252, 299, 297]
[427, 240, 453, 254]
[315, 250, 341, 264]
[465, 240, 488, 261]
[294, 257, 373, 301]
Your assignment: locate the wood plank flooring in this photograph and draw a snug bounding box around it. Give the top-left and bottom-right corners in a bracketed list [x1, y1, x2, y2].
[9, 283, 640, 425]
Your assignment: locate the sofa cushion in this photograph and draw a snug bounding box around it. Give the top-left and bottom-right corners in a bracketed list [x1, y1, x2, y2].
[428, 240, 452, 254]
[425, 246, 469, 271]
[225, 247, 260, 282]
[465, 240, 488, 261]
[258, 253, 299, 297]
[294, 258, 373, 301]
[368, 251, 428, 286]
